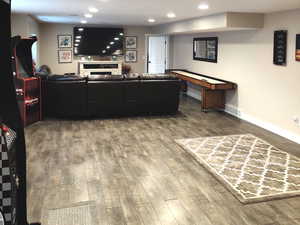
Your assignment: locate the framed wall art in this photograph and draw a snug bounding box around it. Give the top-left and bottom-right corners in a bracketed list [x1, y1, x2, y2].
[58, 50, 72, 63]
[57, 35, 72, 48]
[125, 36, 137, 49]
[125, 50, 137, 63]
[273, 30, 287, 65]
[193, 37, 218, 63]
[296, 34, 300, 61]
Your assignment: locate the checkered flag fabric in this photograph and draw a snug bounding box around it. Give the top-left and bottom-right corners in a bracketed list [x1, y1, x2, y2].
[0, 127, 16, 225]
[4, 128, 16, 151]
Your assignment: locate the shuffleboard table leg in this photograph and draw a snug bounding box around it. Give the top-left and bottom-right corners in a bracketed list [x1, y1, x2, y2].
[201, 88, 225, 112]
[201, 88, 207, 112]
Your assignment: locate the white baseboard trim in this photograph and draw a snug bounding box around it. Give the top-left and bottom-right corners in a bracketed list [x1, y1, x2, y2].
[225, 104, 241, 117]
[185, 93, 300, 144]
[225, 104, 300, 145]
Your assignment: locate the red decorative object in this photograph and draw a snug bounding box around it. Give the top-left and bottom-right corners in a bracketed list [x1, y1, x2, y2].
[0, 125, 9, 133]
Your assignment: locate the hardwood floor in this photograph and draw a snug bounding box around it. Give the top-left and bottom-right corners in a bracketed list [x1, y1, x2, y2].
[25, 96, 300, 225]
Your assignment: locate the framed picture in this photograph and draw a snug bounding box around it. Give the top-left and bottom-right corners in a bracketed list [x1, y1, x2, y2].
[273, 30, 287, 65]
[57, 35, 72, 48]
[193, 37, 218, 63]
[58, 50, 72, 63]
[125, 50, 137, 63]
[125, 36, 137, 49]
[296, 34, 300, 61]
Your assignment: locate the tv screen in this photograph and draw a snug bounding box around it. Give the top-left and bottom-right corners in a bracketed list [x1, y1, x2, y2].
[73, 27, 124, 56]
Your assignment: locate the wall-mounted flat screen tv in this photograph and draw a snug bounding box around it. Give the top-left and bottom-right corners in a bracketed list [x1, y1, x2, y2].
[73, 27, 124, 56]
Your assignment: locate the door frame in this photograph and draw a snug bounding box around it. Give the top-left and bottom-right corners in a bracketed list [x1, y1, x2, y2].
[145, 34, 170, 73]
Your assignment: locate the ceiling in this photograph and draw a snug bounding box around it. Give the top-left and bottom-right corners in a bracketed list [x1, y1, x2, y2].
[12, 0, 300, 26]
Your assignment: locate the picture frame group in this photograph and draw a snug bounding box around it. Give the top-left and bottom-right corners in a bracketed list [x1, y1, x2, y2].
[57, 34, 72, 63]
[125, 36, 137, 63]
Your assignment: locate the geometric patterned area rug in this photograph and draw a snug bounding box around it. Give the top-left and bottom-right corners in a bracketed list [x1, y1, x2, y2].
[46, 204, 93, 225]
[175, 134, 300, 204]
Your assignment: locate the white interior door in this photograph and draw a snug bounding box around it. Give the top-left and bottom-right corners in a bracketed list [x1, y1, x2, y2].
[148, 36, 167, 74]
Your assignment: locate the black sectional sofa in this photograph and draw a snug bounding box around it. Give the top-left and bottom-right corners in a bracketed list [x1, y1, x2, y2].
[44, 74, 181, 118]
[45, 75, 87, 117]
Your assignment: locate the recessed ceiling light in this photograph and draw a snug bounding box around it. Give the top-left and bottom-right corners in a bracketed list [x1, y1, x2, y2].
[114, 37, 120, 40]
[110, 42, 115, 45]
[81, 20, 87, 24]
[75, 39, 81, 42]
[106, 46, 110, 49]
[84, 13, 93, 18]
[102, 50, 106, 53]
[76, 36, 82, 39]
[120, 33, 124, 36]
[198, 3, 209, 10]
[78, 28, 84, 32]
[148, 18, 156, 23]
[167, 12, 176, 18]
[75, 43, 79, 46]
[89, 7, 99, 13]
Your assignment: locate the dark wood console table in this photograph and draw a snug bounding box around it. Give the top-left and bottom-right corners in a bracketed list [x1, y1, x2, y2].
[170, 70, 237, 112]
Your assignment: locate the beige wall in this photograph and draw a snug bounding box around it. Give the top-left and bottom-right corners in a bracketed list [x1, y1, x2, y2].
[39, 23, 151, 74]
[170, 9, 300, 142]
[11, 13, 40, 65]
[11, 13, 40, 37]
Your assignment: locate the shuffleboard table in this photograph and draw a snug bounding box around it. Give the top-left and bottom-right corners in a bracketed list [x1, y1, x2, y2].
[169, 70, 237, 112]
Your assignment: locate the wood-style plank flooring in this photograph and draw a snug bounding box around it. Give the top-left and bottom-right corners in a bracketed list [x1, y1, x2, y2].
[25, 96, 300, 225]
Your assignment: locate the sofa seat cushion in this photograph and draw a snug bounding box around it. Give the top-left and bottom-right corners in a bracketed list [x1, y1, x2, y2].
[48, 75, 86, 81]
[88, 75, 124, 81]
